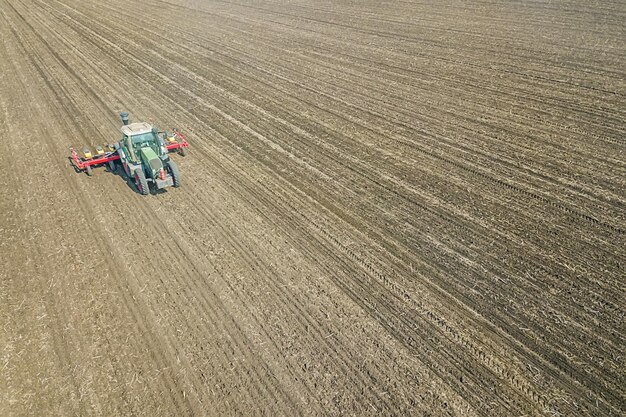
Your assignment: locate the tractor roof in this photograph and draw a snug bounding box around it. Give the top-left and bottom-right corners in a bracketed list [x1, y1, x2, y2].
[121, 122, 153, 136]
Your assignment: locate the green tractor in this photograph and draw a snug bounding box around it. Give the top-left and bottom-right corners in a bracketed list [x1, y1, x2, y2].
[70, 112, 189, 195]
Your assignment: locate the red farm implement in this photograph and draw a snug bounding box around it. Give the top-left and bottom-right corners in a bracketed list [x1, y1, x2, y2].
[69, 112, 190, 195]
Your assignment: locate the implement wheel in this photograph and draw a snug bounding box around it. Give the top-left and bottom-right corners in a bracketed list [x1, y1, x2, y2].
[85, 165, 92, 176]
[179, 146, 187, 157]
[168, 160, 181, 188]
[134, 169, 149, 195]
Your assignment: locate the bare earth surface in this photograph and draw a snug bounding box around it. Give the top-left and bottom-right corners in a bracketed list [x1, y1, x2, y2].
[1, 0, 624, 416]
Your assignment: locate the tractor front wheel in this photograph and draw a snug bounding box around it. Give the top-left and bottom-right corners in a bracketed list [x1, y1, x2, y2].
[168, 160, 181, 188]
[134, 169, 149, 195]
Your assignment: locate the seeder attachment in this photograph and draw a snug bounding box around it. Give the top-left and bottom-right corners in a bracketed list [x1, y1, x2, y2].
[70, 129, 189, 176]
[69, 109, 191, 181]
[165, 128, 189, 156]
[70, 145, 120, 176]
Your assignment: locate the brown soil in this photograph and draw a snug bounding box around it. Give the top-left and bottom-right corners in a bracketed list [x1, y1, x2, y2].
[1, 0, 624, 416]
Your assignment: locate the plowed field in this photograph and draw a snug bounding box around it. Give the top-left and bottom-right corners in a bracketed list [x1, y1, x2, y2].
[1, 0, 624, 416]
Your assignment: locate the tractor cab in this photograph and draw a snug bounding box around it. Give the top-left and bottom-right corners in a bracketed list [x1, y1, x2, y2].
[121, 122, 165, 161]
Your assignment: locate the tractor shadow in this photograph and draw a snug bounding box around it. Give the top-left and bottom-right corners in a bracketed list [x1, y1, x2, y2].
[67, 157, 84, 174]
[110, 163, 168, 196]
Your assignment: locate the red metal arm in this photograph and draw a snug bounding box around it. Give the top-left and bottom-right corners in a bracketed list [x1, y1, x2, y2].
[70, 147, 120, 170]
[165, 140, 189, 151]
[165, 132, 189, 151]
[70, 131, 188, 173]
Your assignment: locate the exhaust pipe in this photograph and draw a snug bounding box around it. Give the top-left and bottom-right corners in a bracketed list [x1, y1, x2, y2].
[120, 112, 130, 126]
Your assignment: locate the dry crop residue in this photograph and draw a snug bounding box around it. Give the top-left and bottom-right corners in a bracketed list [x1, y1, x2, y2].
[1, 0, 624, 416]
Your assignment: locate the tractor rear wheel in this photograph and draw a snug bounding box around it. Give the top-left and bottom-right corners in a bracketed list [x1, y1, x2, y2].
[168, 160, 181, 187]
[134, 169, 149, 195]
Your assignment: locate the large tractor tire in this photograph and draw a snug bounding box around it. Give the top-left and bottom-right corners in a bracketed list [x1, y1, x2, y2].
[134, 168, 149, 195]
[168, 160, 181, 188]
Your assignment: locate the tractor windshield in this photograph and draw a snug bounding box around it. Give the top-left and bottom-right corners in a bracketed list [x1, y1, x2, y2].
[131, 132, 157, 146]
